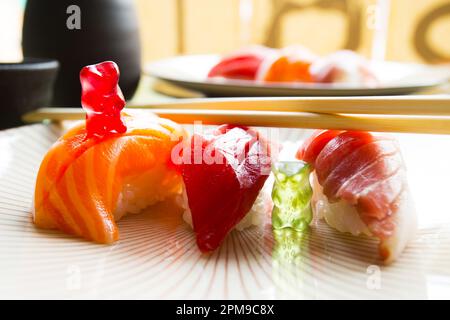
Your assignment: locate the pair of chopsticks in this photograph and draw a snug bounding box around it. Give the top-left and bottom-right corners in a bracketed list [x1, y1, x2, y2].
[22, 96, 450, 134]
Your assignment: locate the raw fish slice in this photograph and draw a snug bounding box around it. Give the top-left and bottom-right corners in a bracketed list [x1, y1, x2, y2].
[178, 125, 271, 252]
[296, 130, 342, 163]
[208, 46, 273, 80]
[338, 153, 404, 209]
[257, 45, 317, 83]
[314, 131, 374, 183]
[259, 56, 312, 82]
[34, 61, 186, 243]
[310, 50, 379, 86]
[322, 139, 399, 199]
[351, 168, 405, 221]
[297, 130, 416, 263]
[208, 54, 263, 80]
[34, 112, 186, 243]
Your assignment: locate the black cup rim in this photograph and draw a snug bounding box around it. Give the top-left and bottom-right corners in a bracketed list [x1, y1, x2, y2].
[0, 58, 59, 71]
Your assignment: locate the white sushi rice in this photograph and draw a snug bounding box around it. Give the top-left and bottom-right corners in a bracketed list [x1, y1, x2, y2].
[112, 158, 274, 232]
[311, 170, 417, 263]
[310, 172, 372, 237]
[114, 163, 182, 221]
[180, 175, 274, 231]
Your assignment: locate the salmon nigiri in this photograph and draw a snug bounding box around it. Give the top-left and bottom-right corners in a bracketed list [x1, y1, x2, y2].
[33, 61, 186, 243]
[257, 45, 317, 83]
[297, 130, 417, 263]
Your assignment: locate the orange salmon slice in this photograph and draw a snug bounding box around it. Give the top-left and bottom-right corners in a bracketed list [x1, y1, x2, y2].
[33, 111, 186, 243]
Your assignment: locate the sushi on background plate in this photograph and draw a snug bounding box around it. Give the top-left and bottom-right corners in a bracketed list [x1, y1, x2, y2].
[208, 45, 379, 86]
[207, 45, 275, 80]
[310, 50, 379, 86]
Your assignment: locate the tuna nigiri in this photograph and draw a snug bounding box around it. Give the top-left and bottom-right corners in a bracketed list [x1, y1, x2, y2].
[33, 61, 186, 243]
[297, 130, 417, 263]
[207, 45, 274, 80]
[175, 125, 272, 252]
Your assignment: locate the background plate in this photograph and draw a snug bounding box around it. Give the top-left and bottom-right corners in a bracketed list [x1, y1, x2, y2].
[145, 55, 450, 97]
[1, 124, 450, 299]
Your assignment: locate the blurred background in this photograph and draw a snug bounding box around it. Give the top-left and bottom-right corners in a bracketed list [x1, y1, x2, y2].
[1, 0, 449, 64]
[0, 0, 449, 129]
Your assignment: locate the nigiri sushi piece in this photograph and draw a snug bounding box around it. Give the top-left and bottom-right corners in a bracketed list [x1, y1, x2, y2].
[257, 45, 317, 83]
[33, 61, 186, 243]
[297, 130, 417, 263]
[175, 125, 272, 252]
[208, 45, 274, 80]
[310, 50, 379, 86]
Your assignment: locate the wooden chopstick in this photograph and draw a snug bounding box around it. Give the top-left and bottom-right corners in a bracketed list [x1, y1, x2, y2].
[125, 96, 450, 115]
[22, 107, 450, 135]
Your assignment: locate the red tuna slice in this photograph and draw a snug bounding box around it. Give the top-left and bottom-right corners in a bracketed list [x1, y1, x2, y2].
[298, 130, 416, 262]
[339, 153, 405, 220]
[322, 138, 399, 200]
[208, 47, 273, 80]
[314, 131, 374, 183]
[180, 125, 271, 252]
[296, 130, 342, 164]
[208, 54, 265, 80]
[298, 131, 409, 239]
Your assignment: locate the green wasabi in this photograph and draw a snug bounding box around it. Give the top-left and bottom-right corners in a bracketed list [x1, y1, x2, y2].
[271, 161, 313, 231]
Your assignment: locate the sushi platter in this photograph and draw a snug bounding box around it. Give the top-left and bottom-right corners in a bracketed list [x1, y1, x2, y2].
[2, 122, 450, 299]
[145, 53, 450, 97]
[1, 61, 450, 299]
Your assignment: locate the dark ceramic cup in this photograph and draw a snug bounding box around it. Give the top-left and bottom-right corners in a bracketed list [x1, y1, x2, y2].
[22, 0, 141, 107]
[0, 59, 59, 129]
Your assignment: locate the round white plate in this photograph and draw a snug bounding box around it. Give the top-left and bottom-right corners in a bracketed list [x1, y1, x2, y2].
[1, 124, 450, 299]
[145, 54, 450, 97]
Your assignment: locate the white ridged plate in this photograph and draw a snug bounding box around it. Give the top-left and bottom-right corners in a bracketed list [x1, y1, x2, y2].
[1, 124, 450, 299]
[145, 55, 450, 97]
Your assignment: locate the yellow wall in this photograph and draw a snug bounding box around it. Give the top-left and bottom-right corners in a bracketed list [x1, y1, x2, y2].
[388, 0, 450, 62]
[136, 0, 450, 63]
[136, 0, 178, 61]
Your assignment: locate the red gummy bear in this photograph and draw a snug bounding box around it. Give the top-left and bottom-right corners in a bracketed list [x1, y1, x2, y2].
[80, 61, 127, 137]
